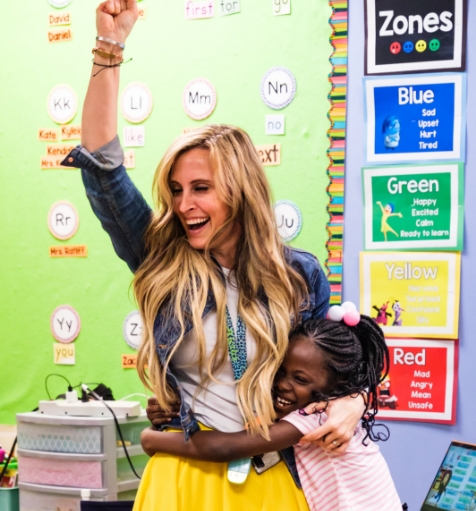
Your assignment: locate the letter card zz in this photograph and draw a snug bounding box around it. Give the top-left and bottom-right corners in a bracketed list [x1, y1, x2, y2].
[365, 0, 467, 75]
[360, 252, 460, 339]
[377, 339, 457, 424]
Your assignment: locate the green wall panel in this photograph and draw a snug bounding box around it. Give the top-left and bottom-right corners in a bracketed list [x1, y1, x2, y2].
[0, 0, 333, 423]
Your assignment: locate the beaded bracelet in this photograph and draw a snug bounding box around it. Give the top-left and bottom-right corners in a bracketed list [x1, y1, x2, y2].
[96, 36, 125, 50]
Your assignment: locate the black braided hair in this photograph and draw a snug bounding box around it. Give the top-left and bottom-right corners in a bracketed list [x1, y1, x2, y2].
[290, 314, 390, 444]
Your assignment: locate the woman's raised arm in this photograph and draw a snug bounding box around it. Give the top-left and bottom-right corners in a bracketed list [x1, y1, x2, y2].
[82, 0, 139, 152]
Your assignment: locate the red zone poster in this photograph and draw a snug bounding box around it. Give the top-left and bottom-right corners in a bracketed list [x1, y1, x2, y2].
[377, 339, 458, 424]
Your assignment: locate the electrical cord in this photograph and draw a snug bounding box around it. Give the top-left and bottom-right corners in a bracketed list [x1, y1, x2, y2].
[45, 373, 73, 400]
[38, 377, 141, 481]
[73, 382, 100, 391]
[81, 384, 141, 480]
[118, 393, 150, 401]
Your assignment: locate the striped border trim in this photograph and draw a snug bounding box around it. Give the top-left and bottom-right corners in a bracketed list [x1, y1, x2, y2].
[325, 0, 348, 305]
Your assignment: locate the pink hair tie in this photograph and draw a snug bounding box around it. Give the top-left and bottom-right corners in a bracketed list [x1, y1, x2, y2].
[326, 301, 361, 327]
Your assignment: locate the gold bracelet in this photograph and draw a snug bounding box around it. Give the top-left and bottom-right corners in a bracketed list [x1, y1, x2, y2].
[92, 47, 123, 60]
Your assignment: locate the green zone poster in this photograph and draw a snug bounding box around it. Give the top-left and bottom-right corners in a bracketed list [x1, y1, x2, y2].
[363, 163, 464, 251]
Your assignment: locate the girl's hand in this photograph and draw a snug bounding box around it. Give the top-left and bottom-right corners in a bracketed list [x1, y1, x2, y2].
[298, 394, 366, 453]
[146, 396, 181, 427]
[96, 0, 139, 43]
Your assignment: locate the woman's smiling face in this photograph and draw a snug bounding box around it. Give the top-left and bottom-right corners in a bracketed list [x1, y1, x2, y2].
[170, 147, 240, 267]
[272, 335, 334, 419]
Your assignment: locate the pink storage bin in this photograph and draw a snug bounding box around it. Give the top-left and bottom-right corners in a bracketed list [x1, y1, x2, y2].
[18, 456, 103, 488]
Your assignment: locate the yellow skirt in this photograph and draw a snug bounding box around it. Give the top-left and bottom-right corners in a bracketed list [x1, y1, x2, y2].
[133, 426, 309, 511]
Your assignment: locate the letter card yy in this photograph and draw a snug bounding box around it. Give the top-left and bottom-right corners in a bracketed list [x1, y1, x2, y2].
[378, 339, 457, 424]
[360, 252, 460, 339]
[365, 0, 467, 75]
[364, 73, 466, 164]
[362, 163, 464, 251]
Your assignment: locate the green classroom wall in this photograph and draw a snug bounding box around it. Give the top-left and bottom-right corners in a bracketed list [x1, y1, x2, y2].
[0, 0, 333, 424]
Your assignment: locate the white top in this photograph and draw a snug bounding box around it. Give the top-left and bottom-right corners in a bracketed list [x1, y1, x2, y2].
[283, 411, 402, 511]
[170, 269, 257, 432]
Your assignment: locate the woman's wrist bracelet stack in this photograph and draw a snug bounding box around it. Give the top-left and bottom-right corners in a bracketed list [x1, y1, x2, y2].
[91, 36, 131, 77]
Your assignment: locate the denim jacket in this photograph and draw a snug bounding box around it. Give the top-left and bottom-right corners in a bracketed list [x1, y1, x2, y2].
[62, 136, 330, 488]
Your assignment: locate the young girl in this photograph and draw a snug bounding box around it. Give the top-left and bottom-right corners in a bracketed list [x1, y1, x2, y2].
[141, 309, 402, 511]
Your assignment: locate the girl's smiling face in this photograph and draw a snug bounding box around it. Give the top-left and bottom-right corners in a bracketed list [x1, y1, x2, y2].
[272, 335, 335, 419]
[170, 147, 241, 268]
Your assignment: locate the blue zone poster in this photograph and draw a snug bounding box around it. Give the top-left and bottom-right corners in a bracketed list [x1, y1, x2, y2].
[365, 73, 465, 164]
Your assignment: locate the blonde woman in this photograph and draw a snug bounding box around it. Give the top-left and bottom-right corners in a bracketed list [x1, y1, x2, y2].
[63, 1, 366, 509]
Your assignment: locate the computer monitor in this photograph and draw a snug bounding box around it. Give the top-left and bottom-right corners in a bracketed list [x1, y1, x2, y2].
[421, 440, 476, 511]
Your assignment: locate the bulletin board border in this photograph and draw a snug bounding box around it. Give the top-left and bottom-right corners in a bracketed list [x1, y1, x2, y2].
[325, 0, 348, 305]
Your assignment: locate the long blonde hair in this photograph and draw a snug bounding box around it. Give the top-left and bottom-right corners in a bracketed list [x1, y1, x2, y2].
[135, 125, 308, 437]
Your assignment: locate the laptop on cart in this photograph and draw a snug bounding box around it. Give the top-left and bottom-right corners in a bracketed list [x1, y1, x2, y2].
[421, 440, 476, 511]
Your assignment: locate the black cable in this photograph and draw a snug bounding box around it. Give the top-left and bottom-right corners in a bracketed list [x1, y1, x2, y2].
[83, 385, 141, 480]
[44, 373, 73, 400]
[73, 382, 100, 390]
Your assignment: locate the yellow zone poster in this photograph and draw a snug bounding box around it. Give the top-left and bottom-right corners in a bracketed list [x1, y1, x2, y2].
[360, 252, 460, 339]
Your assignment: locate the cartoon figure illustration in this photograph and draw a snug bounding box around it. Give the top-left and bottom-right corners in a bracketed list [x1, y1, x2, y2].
[377, 374, 398, 409]
[382, 115, 400, 149]
[376, 201, 403, 242]
[373, 302, 392, 326]
[468, 491, 476, 511]
[432, 470, 452, 503]
[392, 301, 405, 326]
